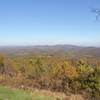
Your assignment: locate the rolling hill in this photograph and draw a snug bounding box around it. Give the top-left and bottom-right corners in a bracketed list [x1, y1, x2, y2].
[0, 45, 100, 58]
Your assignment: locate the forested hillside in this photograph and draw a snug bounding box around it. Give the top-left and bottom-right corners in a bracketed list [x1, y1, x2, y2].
[0, 45, 100, 57]
[0, 45, 100, 100]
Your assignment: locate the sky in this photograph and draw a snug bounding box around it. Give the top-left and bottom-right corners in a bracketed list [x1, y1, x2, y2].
[0, 0, 100, 46]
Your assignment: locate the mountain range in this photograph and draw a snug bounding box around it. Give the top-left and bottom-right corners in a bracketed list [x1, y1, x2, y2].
[0, 44, 100, 58]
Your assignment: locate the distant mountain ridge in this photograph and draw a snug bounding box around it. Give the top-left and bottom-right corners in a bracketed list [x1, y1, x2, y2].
[0, 44, 100, 57]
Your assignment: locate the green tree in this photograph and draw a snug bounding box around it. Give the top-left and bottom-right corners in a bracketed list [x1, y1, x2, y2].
[0, 56, 5, 74]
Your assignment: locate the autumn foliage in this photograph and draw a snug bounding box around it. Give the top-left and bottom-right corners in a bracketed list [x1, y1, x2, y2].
[0, 55, 100, 100]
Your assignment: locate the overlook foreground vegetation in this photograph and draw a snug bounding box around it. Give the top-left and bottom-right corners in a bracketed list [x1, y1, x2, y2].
[0, 45, 100, 100]
[0, 86, 55, 100]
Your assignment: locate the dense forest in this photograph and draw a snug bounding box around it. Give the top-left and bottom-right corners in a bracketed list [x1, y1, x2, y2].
[0, 45, 100, 100]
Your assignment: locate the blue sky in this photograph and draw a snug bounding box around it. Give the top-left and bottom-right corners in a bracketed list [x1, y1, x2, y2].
[0, 0, 100, 46]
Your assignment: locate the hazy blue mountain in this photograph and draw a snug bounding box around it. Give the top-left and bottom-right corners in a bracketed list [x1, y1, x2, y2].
[0, 44, 100, 57]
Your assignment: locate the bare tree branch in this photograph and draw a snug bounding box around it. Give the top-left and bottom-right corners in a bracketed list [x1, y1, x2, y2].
[91, 8, 100, 20]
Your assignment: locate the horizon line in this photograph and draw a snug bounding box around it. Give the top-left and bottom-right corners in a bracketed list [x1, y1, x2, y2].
[0, 43, 100, 47]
